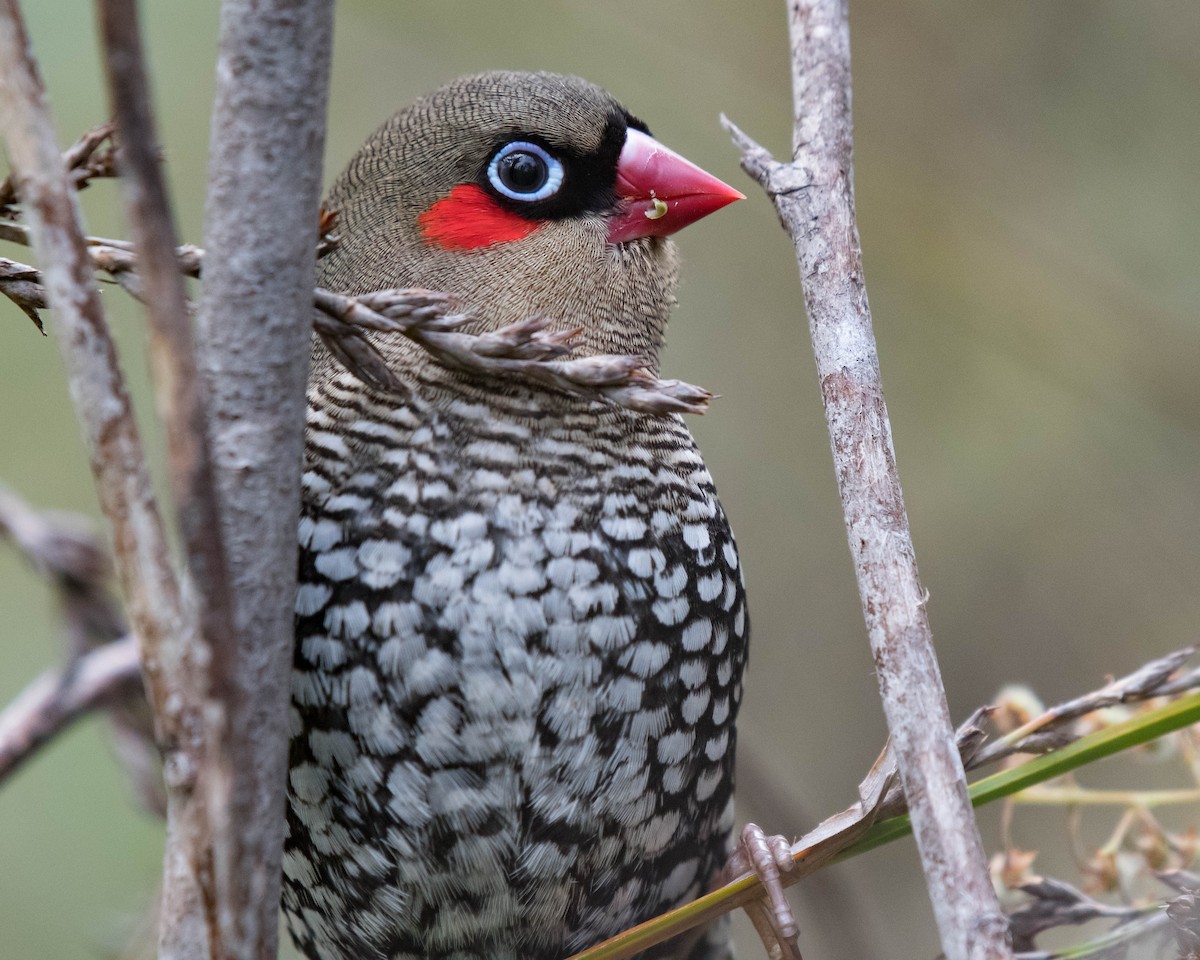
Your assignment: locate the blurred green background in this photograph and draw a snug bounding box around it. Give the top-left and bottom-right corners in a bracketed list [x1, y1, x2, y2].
[2, 1, 1198, 957]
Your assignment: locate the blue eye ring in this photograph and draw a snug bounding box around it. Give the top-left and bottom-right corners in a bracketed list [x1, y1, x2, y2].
[487, 141, 564, 202]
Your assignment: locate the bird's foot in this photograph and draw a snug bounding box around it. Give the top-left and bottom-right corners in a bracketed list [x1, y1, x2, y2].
[719, 822, 801, 960]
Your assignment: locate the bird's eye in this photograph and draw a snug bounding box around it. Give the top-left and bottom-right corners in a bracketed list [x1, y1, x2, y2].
[487, 141, 564, 202]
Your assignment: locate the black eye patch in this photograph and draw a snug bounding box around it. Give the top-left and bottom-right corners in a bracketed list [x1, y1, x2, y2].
[477, 108, 634, 222]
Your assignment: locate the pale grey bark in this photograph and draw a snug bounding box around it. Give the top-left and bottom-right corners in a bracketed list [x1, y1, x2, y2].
[187, 1, 335, 958]
[0, 634, 142, 781]
[3, 0, 334, 955]
[0, 5, 210, 952]
[0, 0, 187, 735]
[723, 1, 1014, 958]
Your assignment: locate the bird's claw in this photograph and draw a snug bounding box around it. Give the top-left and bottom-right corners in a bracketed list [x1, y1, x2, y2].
[722, 822, 802, 960]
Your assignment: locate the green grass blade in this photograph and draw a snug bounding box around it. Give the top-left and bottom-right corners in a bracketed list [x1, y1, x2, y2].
[845, 690, 1200, 858]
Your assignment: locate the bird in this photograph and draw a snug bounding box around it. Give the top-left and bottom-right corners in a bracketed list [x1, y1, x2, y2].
[282, 71, 768, 960]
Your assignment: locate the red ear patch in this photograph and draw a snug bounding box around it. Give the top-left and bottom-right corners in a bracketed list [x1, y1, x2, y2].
[418, 184, 540, 250]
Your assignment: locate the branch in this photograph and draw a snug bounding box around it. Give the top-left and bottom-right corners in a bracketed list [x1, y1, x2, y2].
[0, 121, 117, 216]
[186, 1, 335, 958]
[3, 224, 714, 416]
[571, 647, 1200, 959]
[0, 219, 205, 290]
[718, 3, 1011, 957]
[0, 484, 163, 811]
[0, 255, 45, 331]
[99, 0, 237, 679]
[1014, 881, 1165, 959]
[970, 646, 1199, 768]
[0, 635, 142, 783]
[0, 0, 189, 738]
[94, 2, 242, 951]
[314, 288, 715, 415]
[0, 482, 121, 645]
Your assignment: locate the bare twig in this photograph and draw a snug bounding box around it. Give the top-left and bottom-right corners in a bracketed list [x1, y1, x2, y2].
[5, 220, 714, 415]
[314, 287, 715, 415]
[0, 121, 116, 215]
[971, 647, 1200, 768]
[0, 254, 45, 330]
[95, 4, 241, 949]
[0, 485, 163, 812]
[1005, 876, 1177, 959]
[99, 0, 235, 659]
[0, 635, 143, 783]
[720, 2, 1011, 957]
[0, 483, 121, 649]
[0, 0, 189, 732]
[868, 649, 1200, 820]
[186, 1, 335, 958]
[0, 219, 204, 284]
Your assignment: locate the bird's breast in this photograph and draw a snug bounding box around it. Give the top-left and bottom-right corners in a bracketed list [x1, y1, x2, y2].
[286, 371, 747, 959]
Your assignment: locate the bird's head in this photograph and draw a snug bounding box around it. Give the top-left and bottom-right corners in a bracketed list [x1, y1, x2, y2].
[320, 71, 742, 368]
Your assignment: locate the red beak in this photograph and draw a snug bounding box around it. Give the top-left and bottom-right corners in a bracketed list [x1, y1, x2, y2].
[607, 128, 745, 244]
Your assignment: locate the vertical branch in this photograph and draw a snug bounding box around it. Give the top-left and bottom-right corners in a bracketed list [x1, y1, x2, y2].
[192, 1, 334, 958]
[96, 1, 238, 954]
[97, 0, 237, 653]
[0, 2, 214, 952]
[724, 1, 1013, 958]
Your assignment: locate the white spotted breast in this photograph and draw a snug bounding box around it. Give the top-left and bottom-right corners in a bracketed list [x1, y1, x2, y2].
[283, 368, 747, 960]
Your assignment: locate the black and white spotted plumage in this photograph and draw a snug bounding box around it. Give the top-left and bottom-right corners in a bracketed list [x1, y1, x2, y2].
[281, 72, 749, 960]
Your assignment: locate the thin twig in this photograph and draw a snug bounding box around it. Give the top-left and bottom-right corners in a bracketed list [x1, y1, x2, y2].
[99, 0, 236, 679]
[719, 2, 1011, 957]
[0, 484, 163, 812]
[96, 0, 226, 636]
[96, 3, 242, 951]
[313, 287, 715, 415]
[0, 254, 45, 330]
[4, 220, 714, 416]
[1008, 876, 1168, 956]
[0, 219, 205, 280]
[0, 483, 121, 648]
[0, 636, 143, 783]
[0, 121, 116, 215]
[0, 0, 189, 732]
[972, 647, 1198, 768]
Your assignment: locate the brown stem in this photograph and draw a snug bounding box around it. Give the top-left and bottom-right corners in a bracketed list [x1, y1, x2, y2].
[95, 1, 238, 953]
[97, 0, 237, 670]
[313, 287, 715, 415]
